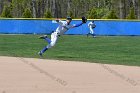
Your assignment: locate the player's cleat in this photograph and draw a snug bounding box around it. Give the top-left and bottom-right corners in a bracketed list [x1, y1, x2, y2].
[87, 33, 90, 37]
[39, 35, 48, 39]
[87, 34, 89, 37]
[93, 36, 96, 38]
[93, 34, 96, 38]
[38, 51, 43, 57]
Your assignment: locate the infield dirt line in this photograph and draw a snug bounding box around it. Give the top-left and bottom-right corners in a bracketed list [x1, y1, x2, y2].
[0, 56, 140, 93]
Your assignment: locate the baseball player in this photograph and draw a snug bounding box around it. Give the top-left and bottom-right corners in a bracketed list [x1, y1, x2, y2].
[38, 16, 87, 56]
[87, 21, 96, 38]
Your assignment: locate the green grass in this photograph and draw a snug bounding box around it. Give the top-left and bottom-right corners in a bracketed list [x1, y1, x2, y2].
[0, 34, 140, 66]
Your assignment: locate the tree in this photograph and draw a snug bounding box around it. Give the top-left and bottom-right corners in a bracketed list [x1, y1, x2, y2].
[32, 0, 36, 18]
[1, 5, 12, 18]
[126, 7, 136, 19]
[11, 0, 26, 17]
[67, 10, 74, 18]
[0, 0, 140, 19]
[133, 0, 140, 19]
[44, 10, 52, 18]
[22, 8, 33, 18]
[105, 10, 118, 19]
[52, 0, 56, 17]
[119, 0, 126, 19]
[0, 0, 4, 14]
[71, 0, 79, 18]
[87, 8, 98, 19]
[138, 0, 140, 19]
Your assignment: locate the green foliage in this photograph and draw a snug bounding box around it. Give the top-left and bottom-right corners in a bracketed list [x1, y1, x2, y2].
[87, 8, 98, 19]
[104, 10, 118, 19]
[11, 0, 27, 17]
[87, 8, 109, 19]
[67, 10, 74, 18]
[22, 8, 33, 18]
[126, 7, 136, 19]
[1, 5, 13, 18]
[96, 8, 109, 19]
[0, 0, 140, 19]
[44, 10, 52, 18]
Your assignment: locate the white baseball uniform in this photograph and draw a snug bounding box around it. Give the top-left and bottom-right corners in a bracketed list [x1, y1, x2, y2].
[39, 19, 84, 55]
[88, 22, 96, 35]
[47, 20, 74, 48]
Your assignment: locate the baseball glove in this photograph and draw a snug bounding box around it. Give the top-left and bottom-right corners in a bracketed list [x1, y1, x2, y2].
[82, 16, 87, 23]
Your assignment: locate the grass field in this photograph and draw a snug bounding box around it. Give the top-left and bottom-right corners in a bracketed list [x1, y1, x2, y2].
[0, 34, 140, 66]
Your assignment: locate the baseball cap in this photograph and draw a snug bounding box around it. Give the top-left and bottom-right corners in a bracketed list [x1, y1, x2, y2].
[66, 16, 72, 21]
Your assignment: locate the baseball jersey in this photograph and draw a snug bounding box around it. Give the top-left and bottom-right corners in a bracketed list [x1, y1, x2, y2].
[88, 22, 96, 28]
[55, 20, 74, 35]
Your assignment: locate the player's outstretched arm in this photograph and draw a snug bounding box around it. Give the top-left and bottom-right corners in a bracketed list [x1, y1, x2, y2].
[73, 22, 83, 27]
[55, 19, 64, 25]
[72, 16, 87, 28]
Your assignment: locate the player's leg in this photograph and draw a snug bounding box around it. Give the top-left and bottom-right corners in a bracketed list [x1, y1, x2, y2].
[92, 29, 96, 38]
[38, 32, 58, 56]
[90, 27, 96, 38]
[49, 32, 58, 47]
[90, 27, 94, 35]
[38, 35, 51, 56]
[43, 32, 58, 51]
[38, 46, 48, 56]
[39, 35, 51, 43]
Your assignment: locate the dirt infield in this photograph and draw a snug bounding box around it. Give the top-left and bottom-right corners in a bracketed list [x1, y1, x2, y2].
[0, 56, 140, 93]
